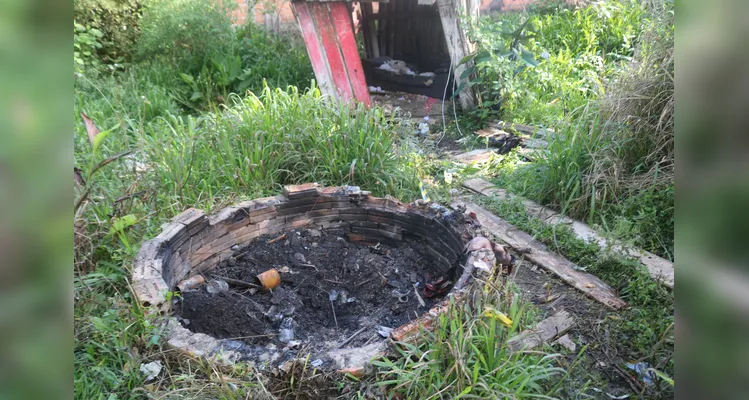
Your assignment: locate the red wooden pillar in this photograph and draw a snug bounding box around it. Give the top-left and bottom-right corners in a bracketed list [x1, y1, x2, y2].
[292, 1, 371, 107]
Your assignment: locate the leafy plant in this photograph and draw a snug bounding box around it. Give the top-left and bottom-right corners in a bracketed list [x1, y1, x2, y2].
[74, 22, 105, 71]
[73, 0, 142, 65]
[458, 18, 540, 124]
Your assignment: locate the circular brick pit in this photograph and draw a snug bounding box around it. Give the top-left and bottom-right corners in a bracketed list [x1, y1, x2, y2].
[133, 184, 494, 375]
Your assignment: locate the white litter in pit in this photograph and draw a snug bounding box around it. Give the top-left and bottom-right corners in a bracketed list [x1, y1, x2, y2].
[378, 59, 416, 76]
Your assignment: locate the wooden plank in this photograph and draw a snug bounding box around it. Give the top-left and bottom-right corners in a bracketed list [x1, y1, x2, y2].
[475, 127, 548, 149]
[329, 2, 371, 106]
[462, 178, 675, 289]
[361, 3, 378, 59]
[312, 3, 354, 103]
[451, 149, 496, 164]
[488, 120, 555, 138]
[293, 3, 336, 98]
[453, 201, 628, 309]
[508, 310, 575, 353]
[437, 0, 478, 111]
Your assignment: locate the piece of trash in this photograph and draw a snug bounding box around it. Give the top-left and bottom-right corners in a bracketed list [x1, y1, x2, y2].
[231, 244, 239, 251]
[308, 229, 322, 237]
[423, 276, 452, 298]
[423, 116, 430, 121]
[464, 236, 493, 253]
[625, 362, 655, 386]
[285, 340, 301, 349]
[311, 359, 323, 368]
[473, 259, 491, 272]
[554, 334, 577, 352]
[391, 289, 410, 303]
[378, 60, 416, 76]
[482, 306, 513, 327]
[368, 86, 384, 93]
[591, 388, 631, 399]
[329, 290, 339, 328]
[346, 297, 356, 303]
[257, 268, 281, 290]
[419, 72, 436, 78]
[377, 325, 393, 338]
[278, 317, 294, 343]
[139, 360, 162, 382]
[418, 122, 430, 135]
[177, 275, 205, 292]
[278, 266, 290, 273]
[413, 284, 426, 307]
[206, 279, 229, 294]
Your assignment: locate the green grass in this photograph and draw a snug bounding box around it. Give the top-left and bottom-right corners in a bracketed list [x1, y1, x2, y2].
[373, 277, 568, 399]
[463, 0, 674, 260]
[467, 0, 644, 127]
[475, 195, 674, 397]
[73, 0, 674, 397]
[73, 75, 423, 397]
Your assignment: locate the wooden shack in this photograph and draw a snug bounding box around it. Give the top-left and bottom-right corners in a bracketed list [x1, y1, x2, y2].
[291, 0, 479, 110]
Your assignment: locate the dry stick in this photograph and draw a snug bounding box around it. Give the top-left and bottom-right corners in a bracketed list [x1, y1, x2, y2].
[355, 277, 375, 288]
[337, 326, 368, 349]
[413, 284, 426, 308]
[330, 300, 339, 329]
[213, 275, 262, 289]
[295, 263, 318, 271]
[267, 233, 286, 244]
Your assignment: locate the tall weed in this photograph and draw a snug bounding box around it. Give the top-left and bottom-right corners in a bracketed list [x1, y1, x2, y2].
[468, 0, 644, 126]
[483, 1, 674, 258]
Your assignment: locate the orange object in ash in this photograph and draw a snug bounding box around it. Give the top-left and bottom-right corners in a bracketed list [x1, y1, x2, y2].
[257, 269, 281, 290]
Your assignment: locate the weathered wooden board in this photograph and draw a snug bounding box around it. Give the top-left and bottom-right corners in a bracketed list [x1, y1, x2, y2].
[508, 310, 575, 353]
[453, 201, 628, 309]
[451, 149, 496, 164]
[312, 4, 354, 103]
[292, 2, 371, 106]
[462, 178, 674, 289]
[293, 3, 336, 98]
[436, 0, 478, 111]
[329, 3, 371, 106]
[488, 121, 555, 138]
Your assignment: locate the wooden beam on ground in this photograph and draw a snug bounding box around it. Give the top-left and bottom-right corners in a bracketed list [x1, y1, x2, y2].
[462, 178, 674, 289]
[451, 149, 496, 164]
[488, 121, 554, 139]
[475, 126, 548, 150]
[508, 310, 574, 353]
[453, 201, 628, 309]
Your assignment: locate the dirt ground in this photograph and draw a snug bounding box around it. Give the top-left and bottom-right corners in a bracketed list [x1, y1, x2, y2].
[176, 228, 455, 361]
[511, 256, 642, 398]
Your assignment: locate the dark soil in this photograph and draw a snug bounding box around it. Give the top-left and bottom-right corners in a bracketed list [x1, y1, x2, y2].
[511, 257, 639, 398]
[176, 228, 456, 357]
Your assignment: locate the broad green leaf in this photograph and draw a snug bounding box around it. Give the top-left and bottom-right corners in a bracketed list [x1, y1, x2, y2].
[110, 214, 138, 234]
[92, 124, 119, 154]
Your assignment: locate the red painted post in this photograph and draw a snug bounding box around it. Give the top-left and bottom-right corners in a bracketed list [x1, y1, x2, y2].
[311, 4, 354, 103]
[329, 3, 371, 106]
[294, 2, 336, 97]
[291, 1, 371, 107]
